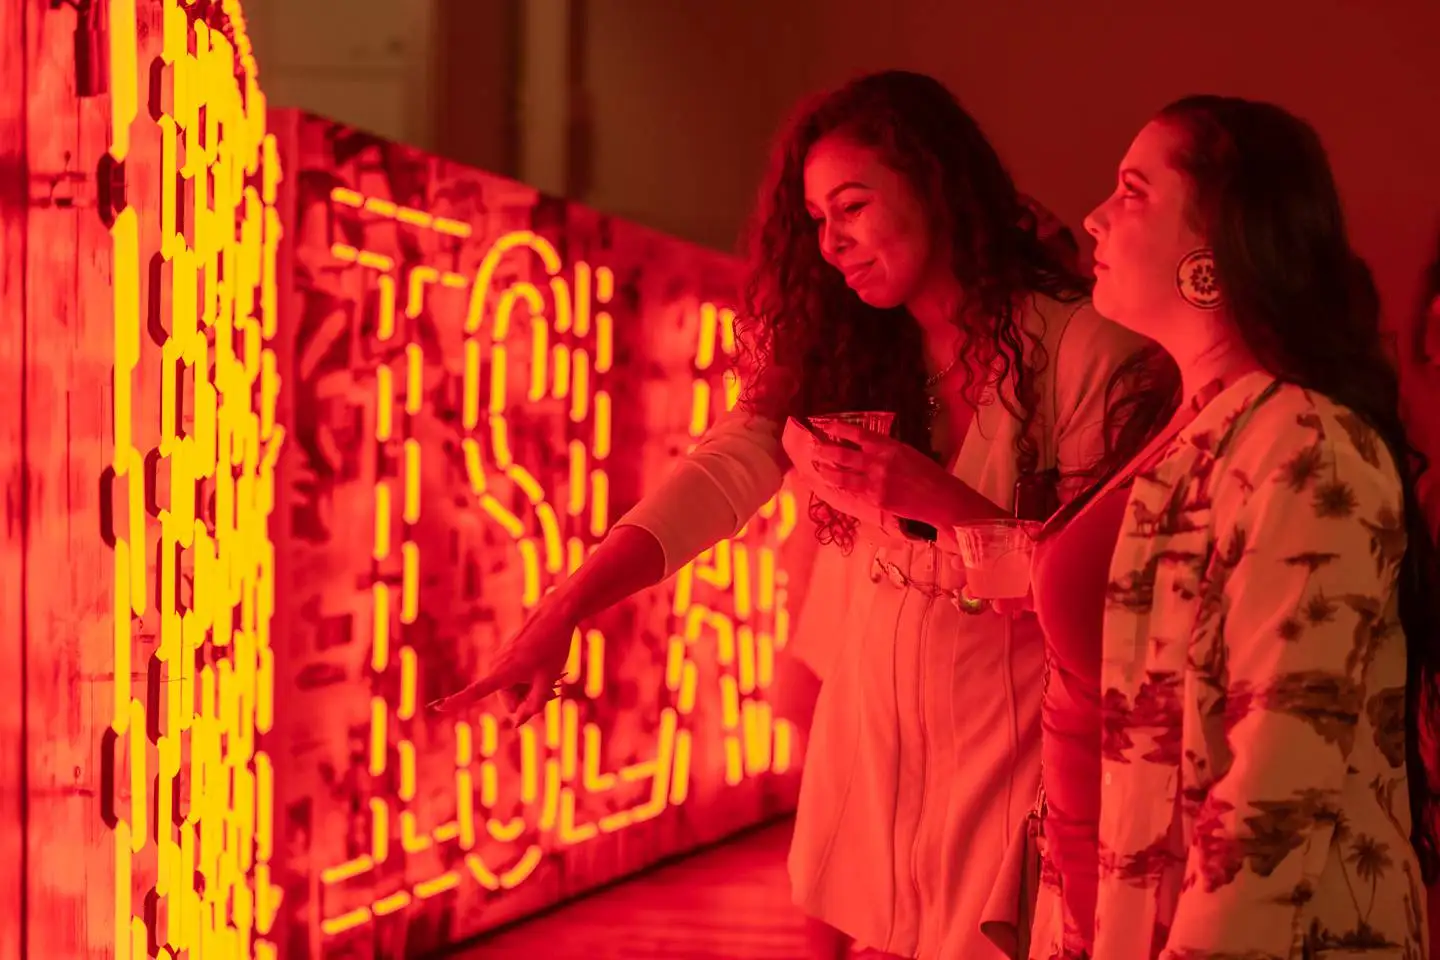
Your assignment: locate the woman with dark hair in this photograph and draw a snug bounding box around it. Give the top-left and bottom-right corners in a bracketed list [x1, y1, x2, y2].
[436, 70, 1151, 958]
[1023, 95, 1439, 958]
[1021, 193, 1089, 275]
[1408, 232, 1440, 547]
[1412, 229, 1440, 368]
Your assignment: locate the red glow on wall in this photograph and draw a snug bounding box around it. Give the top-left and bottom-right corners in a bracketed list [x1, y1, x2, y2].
[103, 1, 285, 957]
[6, 0, 806, 957]
[274, 127, 804, 952]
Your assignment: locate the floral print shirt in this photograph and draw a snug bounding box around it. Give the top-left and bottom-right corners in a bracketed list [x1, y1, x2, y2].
[1032, 372, 1429, 959]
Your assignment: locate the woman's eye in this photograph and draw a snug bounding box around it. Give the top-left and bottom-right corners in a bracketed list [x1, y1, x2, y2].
[842, 202, 867, 216]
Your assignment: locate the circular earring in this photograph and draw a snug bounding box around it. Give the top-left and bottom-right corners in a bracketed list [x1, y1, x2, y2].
[1176, 248, 1222, 310]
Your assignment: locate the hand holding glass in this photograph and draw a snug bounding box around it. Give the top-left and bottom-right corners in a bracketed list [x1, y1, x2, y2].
[953, 519, 1041, 601]
[806, 410, 898, 443]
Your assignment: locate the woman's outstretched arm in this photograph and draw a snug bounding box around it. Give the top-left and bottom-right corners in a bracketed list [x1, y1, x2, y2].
[432, 411, 787, 720]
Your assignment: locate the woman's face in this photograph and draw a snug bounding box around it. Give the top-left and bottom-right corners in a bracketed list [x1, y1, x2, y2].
[1083, 120, 1207, 336]
[803, 134, 940, 310]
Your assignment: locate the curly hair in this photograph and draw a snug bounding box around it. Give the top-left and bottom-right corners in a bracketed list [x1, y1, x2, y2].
[1155, 94, 1440, 883]
[737, 71, 1091, 549]
[1414, 226, 1440, 365]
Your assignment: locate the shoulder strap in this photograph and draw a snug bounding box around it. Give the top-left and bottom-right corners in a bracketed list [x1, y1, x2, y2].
[1013, 299, 1084, 520]
[1213, 380, 1285, 459]
[1042, 299, 1088, 473]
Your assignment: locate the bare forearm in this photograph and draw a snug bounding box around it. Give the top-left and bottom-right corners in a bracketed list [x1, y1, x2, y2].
[548, 525, 667, 622]
[923, 474, 1008, 530]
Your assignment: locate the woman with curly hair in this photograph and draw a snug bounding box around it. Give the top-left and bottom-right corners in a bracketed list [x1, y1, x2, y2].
[1023, 95, 1440, 958]
[1408, 232, 1440, 544]
[1415, 235, 1440, 367]
[436, 70, 1152, 959]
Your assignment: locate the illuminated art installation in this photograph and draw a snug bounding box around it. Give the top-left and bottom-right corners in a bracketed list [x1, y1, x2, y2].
[265, 113, 805, 956]
[6, 0, 805, 957]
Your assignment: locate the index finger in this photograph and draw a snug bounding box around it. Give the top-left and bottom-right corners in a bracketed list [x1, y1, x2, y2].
[811, 440, 867, 473]
[786, 416, 830, 444]
[822, 422, 888, 448]
[428, 667, 513, 714]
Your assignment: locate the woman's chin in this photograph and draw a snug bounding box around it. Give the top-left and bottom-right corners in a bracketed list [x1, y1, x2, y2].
[1092, 297, 1154, 339]
[1090, 293, 1112, 320]
[1090, 284, 1126, 324]
[853, 286, 904, 310]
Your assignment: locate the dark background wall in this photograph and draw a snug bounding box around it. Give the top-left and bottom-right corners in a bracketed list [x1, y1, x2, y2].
[245, 0, 1439, 345]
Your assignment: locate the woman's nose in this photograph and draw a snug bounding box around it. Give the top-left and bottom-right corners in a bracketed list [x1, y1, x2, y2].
[1083, 206, 1105, 239]
[819, 220, 851, 262]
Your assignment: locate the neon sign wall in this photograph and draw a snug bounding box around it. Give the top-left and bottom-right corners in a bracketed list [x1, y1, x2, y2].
[268, 115, 804, 955]
[102, 1, 284, 958]
[270, 112, 812, 955]
[8, 0, 805, 957]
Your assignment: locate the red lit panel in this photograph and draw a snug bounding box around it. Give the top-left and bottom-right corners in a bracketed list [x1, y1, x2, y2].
[102, 1, 284, 958]
[12, 1, 807, 956]
[268, 121, 805, 952]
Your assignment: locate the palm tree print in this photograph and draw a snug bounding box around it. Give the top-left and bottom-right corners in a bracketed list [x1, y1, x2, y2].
[1137, 672, 1184, 765]
[1342, 593, 1386, 679]
[1281, 550, 1339, 572]
[1072, 380, 1425, 960]
[1276, 615, 1304, 642]
[1226, 466, 1256, 498]
[1191, 789, 1339, 892]
[1311, 820, 1403, 952]
[1334, 411, 1383, 468]
[1360, 504, 1406, 577]
[1189, 531, 1244, 648]
[1166, 949, 1296, 960]
[1312, 479, 1359, 518]
[1223, 670, 1363, 753]
[1402, 862, 1427, 959]
[1186, 631, 1227, 701]
[1099, 833, 1181, 887]
[1276, 878, 1314, 908]
[1179, 751, 1220, 828]
[1279, 443, 1325, 492]
[1301, 593, 1338, 626]
[1100, 687, 1136, 763]
[1364, 687, 1406, 768]
[1369, 775, 1410, 847]
[1107, 554, 1164, 613]
[1347, 833, 1394, 922]
[1130, 494, 1204, 539]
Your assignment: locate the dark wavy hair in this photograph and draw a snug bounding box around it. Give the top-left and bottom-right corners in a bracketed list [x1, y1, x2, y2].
[1155, 94, 1440, 882]
[1414, 227, 1440, 365]
[737, 70, 1091, 547]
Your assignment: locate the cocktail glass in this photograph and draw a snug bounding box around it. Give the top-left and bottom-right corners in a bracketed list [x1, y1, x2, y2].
[953, 519, 1042, 600]
[807, 410, 898, 443]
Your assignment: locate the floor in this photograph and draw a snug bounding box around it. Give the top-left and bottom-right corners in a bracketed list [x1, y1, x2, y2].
[448, 819, 807, 959]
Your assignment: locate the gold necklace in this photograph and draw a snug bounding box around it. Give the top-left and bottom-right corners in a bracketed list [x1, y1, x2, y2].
[925, 351, 962, 390]
[924, 352, 963, 419]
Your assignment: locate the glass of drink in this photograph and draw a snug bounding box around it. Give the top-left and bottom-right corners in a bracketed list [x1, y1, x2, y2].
[806, 410, 898, 443]
[953, 519, 1042, 600]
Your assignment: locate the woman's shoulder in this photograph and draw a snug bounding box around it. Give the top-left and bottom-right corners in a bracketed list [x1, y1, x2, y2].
[1020, 293, 1153, 406]
[1223, 382, 1403, 497]
[1021, 293, 1146, 363]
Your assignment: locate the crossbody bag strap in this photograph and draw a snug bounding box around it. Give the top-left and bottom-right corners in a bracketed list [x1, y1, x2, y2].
[1023, 301, 1078, 819]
